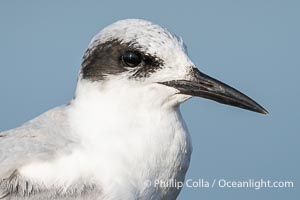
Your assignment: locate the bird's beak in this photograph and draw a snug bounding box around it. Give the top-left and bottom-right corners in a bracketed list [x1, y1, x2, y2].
[160, 68, 268, 114]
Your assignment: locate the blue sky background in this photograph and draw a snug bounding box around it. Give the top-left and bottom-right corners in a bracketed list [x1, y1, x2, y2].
[0, 1, 299, 199]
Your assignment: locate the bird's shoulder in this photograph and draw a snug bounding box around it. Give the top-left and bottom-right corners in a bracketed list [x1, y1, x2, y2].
[0, 105, 78, 198]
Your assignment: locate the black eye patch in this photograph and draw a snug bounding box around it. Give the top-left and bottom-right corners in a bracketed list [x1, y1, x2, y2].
[81, 39, 164, 81]
[131, 54, 164, 78]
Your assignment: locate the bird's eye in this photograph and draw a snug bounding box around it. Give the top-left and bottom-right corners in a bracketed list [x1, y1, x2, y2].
[121, 51, 142, 67]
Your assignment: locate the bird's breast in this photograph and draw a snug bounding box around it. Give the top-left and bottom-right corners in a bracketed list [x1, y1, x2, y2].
[80, 108, 193, 199]
[19, 107, 192, 199]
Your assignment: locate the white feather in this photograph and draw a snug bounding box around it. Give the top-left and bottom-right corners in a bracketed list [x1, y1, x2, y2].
[18, 19, 195, 199]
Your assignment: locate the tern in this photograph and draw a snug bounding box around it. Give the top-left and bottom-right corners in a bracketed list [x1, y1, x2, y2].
[0, 19, 267, 200]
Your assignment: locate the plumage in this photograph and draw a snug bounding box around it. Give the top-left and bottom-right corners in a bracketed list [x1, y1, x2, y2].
[0, 19, 267, 200]
[0, 19, 193, 199]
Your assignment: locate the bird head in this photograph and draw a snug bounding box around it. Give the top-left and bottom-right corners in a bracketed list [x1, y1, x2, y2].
[77, 19, 267, 114]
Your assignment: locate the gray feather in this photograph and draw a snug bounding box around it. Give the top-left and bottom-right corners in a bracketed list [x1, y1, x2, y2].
[0, 106, 91, 199]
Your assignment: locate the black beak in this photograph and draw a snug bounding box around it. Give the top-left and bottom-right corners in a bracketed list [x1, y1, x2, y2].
[160, 68, 268, 114]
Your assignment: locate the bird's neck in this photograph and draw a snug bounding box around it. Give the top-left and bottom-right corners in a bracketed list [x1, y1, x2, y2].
[68, 79, 181, 143]
[64, 79, 192, 196]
